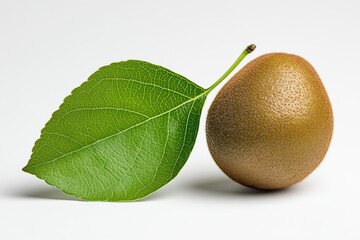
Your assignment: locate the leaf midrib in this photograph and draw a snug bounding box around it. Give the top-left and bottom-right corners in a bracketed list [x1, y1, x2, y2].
[25, 90, 209, 170]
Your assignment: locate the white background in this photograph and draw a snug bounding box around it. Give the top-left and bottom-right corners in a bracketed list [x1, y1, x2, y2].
[1, 0, 359, 239]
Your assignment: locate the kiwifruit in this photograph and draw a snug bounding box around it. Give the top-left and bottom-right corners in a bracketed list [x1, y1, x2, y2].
[206, 53, 333, 190]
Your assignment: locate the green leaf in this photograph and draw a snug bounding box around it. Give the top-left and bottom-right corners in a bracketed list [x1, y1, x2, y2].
[23, 45, 255, 201]
[23, 60, 207, 201]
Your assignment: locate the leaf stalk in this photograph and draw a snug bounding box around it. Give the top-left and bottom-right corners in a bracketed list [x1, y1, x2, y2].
[205, 44, 256, 94]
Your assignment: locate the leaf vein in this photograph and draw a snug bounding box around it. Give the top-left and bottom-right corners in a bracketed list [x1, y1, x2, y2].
[87, 77, 192, 99]
[27, 94, 206, 170]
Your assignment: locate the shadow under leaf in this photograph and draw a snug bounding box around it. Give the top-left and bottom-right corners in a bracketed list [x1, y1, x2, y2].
[10, 184, 80, 201]
[8, 183, 168, 202]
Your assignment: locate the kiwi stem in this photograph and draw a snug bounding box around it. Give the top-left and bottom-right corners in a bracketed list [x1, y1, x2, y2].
[205, 44, 256, 94]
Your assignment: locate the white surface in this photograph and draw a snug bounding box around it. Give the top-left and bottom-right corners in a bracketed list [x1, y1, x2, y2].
[1, 0, 359, 239]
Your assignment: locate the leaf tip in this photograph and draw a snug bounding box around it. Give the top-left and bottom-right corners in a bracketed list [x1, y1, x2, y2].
[22, 164, 32, 174]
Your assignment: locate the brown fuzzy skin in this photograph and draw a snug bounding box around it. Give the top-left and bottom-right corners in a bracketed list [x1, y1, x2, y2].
[206, 53, 333, 190]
